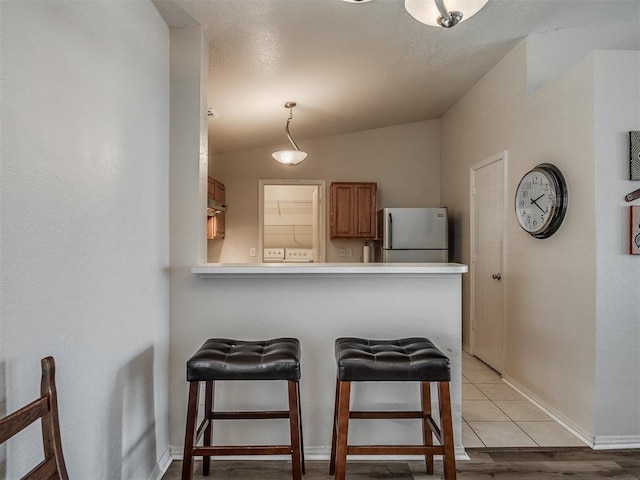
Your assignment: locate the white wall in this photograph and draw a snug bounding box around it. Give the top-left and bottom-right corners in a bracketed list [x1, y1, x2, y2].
[209, 120, 441, 263]
[0, 2, 171, 478]
[593, 51, 640, 444]
[441, 30, 640, 443]
[167, 23, 211, 461]
[527, 21, 640, 93]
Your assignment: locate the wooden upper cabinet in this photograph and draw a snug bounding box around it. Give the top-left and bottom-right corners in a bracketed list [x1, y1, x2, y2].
[354, 183, 377, 238]
[330, 182, 377, 239]
[331, 183, 355, 238]
[207, 177, 225, 240]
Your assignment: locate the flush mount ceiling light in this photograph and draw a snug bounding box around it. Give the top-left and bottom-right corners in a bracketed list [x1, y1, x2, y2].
[404, 0, 489, 28]
[272, 102, 308, 167]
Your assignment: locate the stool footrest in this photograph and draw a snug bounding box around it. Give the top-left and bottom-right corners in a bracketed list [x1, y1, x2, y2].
[194, 445, 293, 456]
[349, 410, 424, 419]
[210, 411, 290, 420]
[347, 445, 445, 455]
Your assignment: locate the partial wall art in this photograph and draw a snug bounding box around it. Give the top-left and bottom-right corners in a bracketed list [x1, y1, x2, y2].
[631, 131, 640, 180]
[631, 206, 640, 255]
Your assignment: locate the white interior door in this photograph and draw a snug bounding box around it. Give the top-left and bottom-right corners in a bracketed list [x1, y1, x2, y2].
[470, 153, 506, 373]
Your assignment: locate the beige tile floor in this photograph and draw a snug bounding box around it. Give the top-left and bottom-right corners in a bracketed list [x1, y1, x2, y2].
[461, 351, 586, 448]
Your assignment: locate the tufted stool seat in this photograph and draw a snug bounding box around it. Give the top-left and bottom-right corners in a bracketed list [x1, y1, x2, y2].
[330, 337, 456, 480]
[182, 338, 304, 480]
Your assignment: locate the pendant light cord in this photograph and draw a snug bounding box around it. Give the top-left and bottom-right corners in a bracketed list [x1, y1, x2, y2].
[285, 106, 302, 152]
[433, 0, 462, 28]
[434, 0, 452, 24]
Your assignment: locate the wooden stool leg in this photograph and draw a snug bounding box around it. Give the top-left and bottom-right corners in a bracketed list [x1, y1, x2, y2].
[438, 382, 457, 480]
[202, 381, 214, 476]
[296, 382, 306, 474]
[288, 381, 303, 480]
[335, 380, 351, 480]
[181, 382, 200, 480]
[421, 381, 434, 474]
[329, 377, 340, 475]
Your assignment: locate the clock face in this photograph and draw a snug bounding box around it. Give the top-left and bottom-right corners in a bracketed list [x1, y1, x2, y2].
[515, 164, 568, 239]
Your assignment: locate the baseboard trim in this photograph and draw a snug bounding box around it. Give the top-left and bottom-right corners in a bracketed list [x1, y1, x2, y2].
[502, 375, 594, 448]
[593, 435, 640, 450]
[503, 376, 640, 450]
[147, 448, 172, 480]
[170, 445, 469, 461]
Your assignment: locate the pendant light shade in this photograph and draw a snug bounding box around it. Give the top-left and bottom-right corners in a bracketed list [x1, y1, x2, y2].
[404, 0, 488, 28]
[271, 149, 308, 166]
[272, 102, 307, 166]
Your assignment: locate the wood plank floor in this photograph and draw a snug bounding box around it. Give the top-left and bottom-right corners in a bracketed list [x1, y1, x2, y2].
[163, 448, 640, 479]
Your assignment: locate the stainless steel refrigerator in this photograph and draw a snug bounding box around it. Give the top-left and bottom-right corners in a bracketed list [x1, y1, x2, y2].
[373, 207, 449, 263]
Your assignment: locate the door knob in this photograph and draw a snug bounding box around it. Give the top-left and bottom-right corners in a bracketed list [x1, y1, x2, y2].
[491, 273, 502, 280]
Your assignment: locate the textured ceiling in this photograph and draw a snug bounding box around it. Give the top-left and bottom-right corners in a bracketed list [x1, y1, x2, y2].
[157, 0, 640, 154]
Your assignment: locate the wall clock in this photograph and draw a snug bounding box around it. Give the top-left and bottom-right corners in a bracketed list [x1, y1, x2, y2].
[515, 163, 568, 239]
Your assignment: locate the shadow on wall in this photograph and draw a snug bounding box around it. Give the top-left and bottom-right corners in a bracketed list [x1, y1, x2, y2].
[0, 360, 5, 478]
[107, 347, 158, 480]
[451, 211, 464, 263]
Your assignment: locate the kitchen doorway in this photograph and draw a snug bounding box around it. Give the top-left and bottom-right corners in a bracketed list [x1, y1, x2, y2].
[258, 180, 326, 263]
[470, 152, 506, 373]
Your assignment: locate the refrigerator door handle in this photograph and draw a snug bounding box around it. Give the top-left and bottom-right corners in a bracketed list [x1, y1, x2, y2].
[388, 212, 393, 249]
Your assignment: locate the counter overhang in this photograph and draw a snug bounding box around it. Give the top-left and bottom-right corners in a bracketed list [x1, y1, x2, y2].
[192, 262, 468, 278]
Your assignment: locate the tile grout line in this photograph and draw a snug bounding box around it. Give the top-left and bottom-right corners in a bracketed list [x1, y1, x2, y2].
[463, 359, 543, 448]
[463, 419, 487, 448]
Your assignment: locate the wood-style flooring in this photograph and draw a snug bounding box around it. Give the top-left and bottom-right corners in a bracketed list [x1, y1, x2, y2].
[163, 448, 640, 479]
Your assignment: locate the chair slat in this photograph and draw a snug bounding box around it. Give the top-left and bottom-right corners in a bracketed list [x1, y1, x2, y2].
[0, 397, 48, 443]
[19, 457, 57, 480]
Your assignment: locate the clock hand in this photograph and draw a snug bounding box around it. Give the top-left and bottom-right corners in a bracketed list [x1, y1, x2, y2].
[530, 197, 546, 214]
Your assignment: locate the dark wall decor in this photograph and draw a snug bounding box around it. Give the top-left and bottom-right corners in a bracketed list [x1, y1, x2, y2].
[631, 131, 640, 180]
[631, 206, 640, 255]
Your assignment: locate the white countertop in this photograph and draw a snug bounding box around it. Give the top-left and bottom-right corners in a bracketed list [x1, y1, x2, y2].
[191, 262, 468, 277]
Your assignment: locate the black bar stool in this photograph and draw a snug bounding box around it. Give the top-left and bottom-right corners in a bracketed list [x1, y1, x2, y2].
[329, 337, 456, 480]
[182, 338, 305, 480]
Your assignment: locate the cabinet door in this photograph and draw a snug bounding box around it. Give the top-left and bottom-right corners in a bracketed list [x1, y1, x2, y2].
[330, 182, 377, 239]
[331, 183, 355, 238]
[213, 181, 225, 238]
[353, 183, 377, 238]
[207, 177, 225, 240]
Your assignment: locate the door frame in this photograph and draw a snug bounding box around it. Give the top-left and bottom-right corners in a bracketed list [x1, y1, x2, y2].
[469, 151, 508, 371]
[258, 179, 327, 263]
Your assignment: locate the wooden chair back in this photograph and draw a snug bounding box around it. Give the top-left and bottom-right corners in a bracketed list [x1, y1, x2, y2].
[0, 356, 69, 480]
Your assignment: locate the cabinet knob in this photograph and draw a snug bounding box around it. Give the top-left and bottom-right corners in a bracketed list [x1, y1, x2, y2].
[491, 273, 502, 280]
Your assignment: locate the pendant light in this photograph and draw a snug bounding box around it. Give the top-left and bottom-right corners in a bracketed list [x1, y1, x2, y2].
[272, 102, 308, 166]
[404, 0, 489, 28]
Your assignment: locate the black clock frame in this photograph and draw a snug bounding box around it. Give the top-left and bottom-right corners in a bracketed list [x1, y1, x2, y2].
[516, 163, 568, 239]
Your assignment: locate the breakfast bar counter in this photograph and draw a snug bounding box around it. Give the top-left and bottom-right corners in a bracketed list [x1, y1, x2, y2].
[171, 262, 467, 457]
[191, 262, 468, 277]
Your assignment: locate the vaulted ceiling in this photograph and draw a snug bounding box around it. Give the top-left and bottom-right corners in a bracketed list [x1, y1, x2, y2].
[155, 0, 640, 154]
